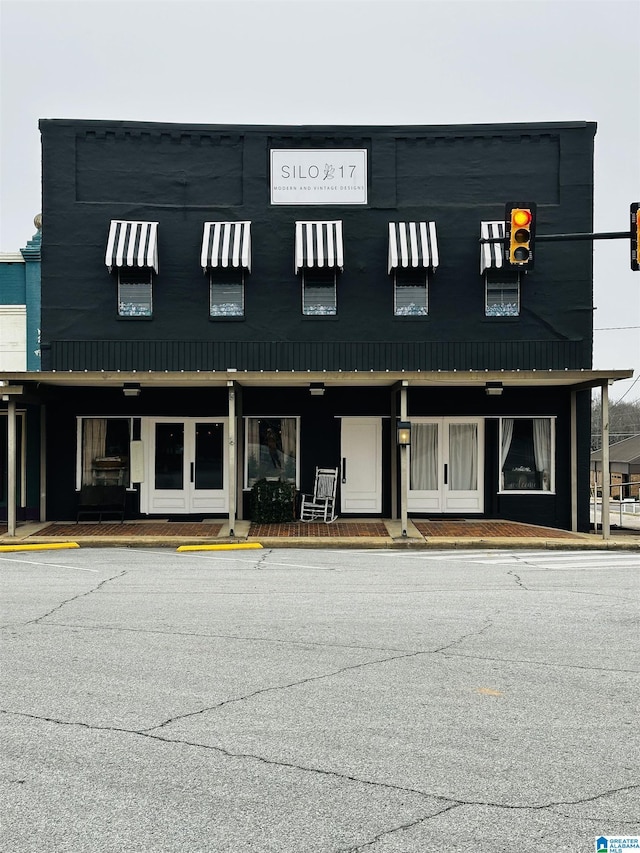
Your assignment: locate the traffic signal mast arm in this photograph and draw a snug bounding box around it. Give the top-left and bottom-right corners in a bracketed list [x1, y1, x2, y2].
[480, 230, 632, 243]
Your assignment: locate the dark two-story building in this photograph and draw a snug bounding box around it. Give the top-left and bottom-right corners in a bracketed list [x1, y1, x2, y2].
[0, 118, 632, 534]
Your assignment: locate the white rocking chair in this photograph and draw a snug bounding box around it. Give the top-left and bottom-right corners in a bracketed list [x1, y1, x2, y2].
[300, 467, 338, 523]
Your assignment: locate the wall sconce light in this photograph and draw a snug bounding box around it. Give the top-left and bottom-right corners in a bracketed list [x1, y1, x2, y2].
[122, 382, 141, 397]
[397, 420, 412, 446]
[485, 382, 503, 396]
[309, 382, 325, 396]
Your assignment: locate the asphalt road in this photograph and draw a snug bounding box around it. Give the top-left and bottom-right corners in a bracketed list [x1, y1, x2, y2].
[2, 546, 639, 853]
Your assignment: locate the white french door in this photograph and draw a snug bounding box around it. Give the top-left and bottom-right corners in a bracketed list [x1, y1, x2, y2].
[340, 417, 382, 513]
[141, 418, 228, 514]
[408, 418, 484, 513]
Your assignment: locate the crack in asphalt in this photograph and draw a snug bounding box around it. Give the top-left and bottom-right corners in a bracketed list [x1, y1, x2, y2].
[0, 570, 128, 629]
[441, 649, 640, 674]
[337, 802, 464, 852]
[2, 708, 638, 817]
[138, 648, 436, 732]
[507, 569, 528, 590]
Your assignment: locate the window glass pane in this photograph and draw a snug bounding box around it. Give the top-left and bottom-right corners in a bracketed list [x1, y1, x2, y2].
[246, 418, 297, 487]
[410, 423, 438, 490]
[303, 270, 336, 315]
[486, 274, 519, 316]
[155, 423, 184, 490]
[501, 418, 552, 491]
[118, 270, 152, 317]
[210, 273, 244, 317]
[395, 270, 428, 316]
[449, 423, 478, 490]
[82, 418, 130, 486]
[195, 423, 224, 489]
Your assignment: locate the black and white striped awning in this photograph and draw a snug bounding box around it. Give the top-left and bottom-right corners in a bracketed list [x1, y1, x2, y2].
[105, 221, 159, 273]
[388, 222, 439, 273]
[201, 221, 251, 272]
[480, 221, 506, 273]
[295, 221, 344, 273]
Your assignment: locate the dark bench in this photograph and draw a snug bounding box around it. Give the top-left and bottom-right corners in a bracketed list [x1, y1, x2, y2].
[76, 485, 126, 523]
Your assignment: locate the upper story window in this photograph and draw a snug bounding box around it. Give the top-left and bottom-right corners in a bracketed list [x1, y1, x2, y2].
[388, 222, 438, 317]
[201, 221, 251, 319]
[105, 220, 158, 319]
[295, 221, 343, 316]
[481, 220, 521, 317]
[485, 271, 520, 316]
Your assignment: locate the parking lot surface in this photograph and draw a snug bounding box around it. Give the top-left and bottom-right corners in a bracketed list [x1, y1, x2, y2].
[2, 546, 639, 852]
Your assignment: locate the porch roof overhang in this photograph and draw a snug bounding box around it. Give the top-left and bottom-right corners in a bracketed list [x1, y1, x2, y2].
[0, 369, 633, 400]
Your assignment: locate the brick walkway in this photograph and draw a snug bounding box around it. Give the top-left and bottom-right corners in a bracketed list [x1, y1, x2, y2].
[248, 521, 389, 538]
[413, 521, 579, 539]
[31, 522, 224, 537]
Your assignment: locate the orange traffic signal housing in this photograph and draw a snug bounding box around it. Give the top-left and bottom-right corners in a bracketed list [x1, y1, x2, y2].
[505, 202, 536, 270]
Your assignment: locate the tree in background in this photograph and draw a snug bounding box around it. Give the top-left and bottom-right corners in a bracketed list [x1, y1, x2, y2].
[591, 396, 640, 451]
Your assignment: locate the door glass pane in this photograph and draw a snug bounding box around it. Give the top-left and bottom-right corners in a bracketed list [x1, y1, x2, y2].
[155, 423, 183, 490]
[410, 423, 438, 490]
[195, 423, 223, 490]
[449, 423, 478, 491]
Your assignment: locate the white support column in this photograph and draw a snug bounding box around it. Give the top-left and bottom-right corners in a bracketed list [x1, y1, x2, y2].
[601, 382, 610, 540]
[390, 387, 398, 520]
[227, 381, 237, 537]
[570, 391, 578, 532]
[400, 382, 408, 537]
[7, 399, 17, 537]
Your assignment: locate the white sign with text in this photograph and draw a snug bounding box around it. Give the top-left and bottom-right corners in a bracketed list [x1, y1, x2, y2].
[270, 149, 367, 205]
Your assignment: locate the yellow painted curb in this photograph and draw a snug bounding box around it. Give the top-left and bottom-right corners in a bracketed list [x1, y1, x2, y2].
[0, 542, 80, 552]
[177, 543, 263, 552]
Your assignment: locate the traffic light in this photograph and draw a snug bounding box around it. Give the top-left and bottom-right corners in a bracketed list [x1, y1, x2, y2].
[505, 202, 536, 269]
[631, 202, 640, 271]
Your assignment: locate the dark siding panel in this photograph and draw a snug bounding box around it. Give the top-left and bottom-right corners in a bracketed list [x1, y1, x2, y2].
[48, 339, 587, 372]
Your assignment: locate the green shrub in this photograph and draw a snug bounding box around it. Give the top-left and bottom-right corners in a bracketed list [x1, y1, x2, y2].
[250, 479, 297, 523]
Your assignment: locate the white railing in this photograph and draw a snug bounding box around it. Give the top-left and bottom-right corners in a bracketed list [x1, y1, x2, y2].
[591, 482, 640, 533]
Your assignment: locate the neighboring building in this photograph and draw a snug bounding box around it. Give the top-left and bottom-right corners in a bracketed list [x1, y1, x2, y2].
[591, 435, 640, 500]
[0, 219, 42, 521]
[0, 119, 633, 530]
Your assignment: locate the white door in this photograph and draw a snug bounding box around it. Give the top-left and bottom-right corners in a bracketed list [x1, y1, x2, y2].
[408, 418, 484, 513]
[340, 417, 382, 513]
[141, 418, 228, 514]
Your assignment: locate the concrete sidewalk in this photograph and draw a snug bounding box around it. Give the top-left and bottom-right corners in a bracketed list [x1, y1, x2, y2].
[1, 518, 639, 550]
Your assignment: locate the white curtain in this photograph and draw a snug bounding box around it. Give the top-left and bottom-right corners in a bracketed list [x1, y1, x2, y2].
[449, 423, 477, 491]
[280, 418, 296, 480]
[410, 423, 438, 490]
[82, 418, 106, 485]
[533, 418, 551, 490]
[500, 418, 514, 490]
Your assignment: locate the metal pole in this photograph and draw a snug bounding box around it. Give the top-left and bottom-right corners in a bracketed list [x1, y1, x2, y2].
[400, 382, 408, 537]
[7, 399, 17, 537]
[390, 387, 398, 521]
[570, 391, 578, 532]
[601, 383, 610, 540]
[227, 381, 236, 538]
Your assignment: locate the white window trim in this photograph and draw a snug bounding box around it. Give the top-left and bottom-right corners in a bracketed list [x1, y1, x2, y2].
[498, 415, 556, 495]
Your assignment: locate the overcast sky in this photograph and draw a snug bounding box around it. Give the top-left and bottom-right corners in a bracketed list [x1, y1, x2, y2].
[1, 0, 638, 400]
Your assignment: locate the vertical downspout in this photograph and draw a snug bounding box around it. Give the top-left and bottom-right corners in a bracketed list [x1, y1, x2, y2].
[601, 382, 610, 540]
[227, 381, 236, 537]
[7, 399, 17, 537]
[570, 391, 578, 532]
